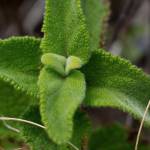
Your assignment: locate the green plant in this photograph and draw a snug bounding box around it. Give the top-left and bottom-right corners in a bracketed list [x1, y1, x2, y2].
[89, 124, 150, 150]
[0, 0, 150, 149]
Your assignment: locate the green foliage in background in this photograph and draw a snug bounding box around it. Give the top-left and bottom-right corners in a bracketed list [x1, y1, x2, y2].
[89, 124, 150, 150]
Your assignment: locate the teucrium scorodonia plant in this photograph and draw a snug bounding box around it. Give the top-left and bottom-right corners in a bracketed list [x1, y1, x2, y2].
[0, 0, 150, 149]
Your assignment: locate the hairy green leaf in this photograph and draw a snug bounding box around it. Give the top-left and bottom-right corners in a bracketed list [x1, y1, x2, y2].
[81, 0, 110, 50]
[41, 53, 66, 76]
[82, 49, 150, 124]
[20, 106, 91, 150]
[41, 53, 83, 76]
[0, 36, 41, 97]
[20, 106, 69, 150]
[0, 82, 34, 117]
[41, 0, 90, 64]
[38, 68, 86, 144]
[0, 80, 35, 138]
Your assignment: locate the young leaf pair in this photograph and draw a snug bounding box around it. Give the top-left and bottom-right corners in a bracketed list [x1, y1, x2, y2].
[0, 0, 150, 148]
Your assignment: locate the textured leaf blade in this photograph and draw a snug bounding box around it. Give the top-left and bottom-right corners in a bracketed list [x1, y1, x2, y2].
[20, 106, 69, 150]
[38, 68, 86, 144]
[0, 80, 36, 138]
[0, 37, 41, 96]
[82, 49, 150, 124]
[20, 106, 90, 150]
[41, 0, 90, 63]
[81, 0, 110, 50]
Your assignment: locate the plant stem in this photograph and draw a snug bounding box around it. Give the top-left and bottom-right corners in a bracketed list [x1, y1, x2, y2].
[0, 117, 45, 129]
[135, 100, 150, 150]
[67, 141, 79, 150]
[2, 120, 20, 133]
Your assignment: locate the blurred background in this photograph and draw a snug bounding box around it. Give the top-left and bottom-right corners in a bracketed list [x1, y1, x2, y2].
[0, 0, 150, 149]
